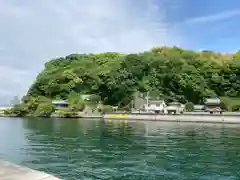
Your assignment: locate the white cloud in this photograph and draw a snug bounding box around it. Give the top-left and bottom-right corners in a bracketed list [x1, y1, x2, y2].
[0, 66, 33, 102]
[184, 9, 240, 24]
[0, 66, 29, 82]
[0, 0, 183, 104]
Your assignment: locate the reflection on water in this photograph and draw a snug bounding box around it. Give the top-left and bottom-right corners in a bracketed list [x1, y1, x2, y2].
[1, 117, 240, 179]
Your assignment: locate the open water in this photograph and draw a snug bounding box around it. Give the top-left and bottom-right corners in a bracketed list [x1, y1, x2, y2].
[1, 117, 240, 179]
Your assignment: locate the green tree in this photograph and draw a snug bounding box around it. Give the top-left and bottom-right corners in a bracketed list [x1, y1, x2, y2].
[5, 104, 28, 117]
[185, 102, 194, 112]
[68, 92, 86, 112]
[24, 46, 240, 111]
[88, 94, 101, 103]
[35, 102, 55, 117]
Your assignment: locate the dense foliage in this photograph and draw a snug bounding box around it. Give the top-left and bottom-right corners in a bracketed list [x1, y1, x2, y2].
[67, 92, 86, 111]
[5, 96, 55, 117]
[34, 102, 55, 117]
[26, 47, 240, 110]
[185, 102, 194, 112]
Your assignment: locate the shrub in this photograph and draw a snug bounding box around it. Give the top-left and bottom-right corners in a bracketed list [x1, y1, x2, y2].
[34, 102, 55, 117]
[4, 104, 28, 117]
[88, 95, 101, 103]
[232, 104, 240, 112]
[185, 102, 194, 112]
[220, 97, 240, 111]
[70, 100, 86, 112]
[56, 109, 78, 118]
[100, 105, 112, 113]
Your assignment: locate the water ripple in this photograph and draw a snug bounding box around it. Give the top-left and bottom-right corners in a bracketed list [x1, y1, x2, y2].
[1, 118, 240, 179]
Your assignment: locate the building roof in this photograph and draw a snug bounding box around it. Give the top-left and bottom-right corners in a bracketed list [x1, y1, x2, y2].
[52, 100, 68, 105]
[169, 102, 181, 105]
[149, 100, 165, 104]
[205, 98, 221, 105]
[194, 105, 205, 110]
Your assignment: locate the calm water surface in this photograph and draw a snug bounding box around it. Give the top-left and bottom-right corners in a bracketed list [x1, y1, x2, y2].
[1, 117, 240, 179]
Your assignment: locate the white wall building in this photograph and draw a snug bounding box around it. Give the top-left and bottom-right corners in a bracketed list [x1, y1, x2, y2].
[144, 100, 167, 113]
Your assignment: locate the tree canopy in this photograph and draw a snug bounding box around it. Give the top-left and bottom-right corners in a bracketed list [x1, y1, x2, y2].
[26, 47, 240, 108]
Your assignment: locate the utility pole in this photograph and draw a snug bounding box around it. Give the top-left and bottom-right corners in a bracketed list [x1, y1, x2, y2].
[146, 92, 149, 112]
[132, 99, 134, 111]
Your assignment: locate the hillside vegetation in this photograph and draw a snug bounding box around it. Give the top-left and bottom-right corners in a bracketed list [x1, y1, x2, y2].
[25, 47, 240, 110]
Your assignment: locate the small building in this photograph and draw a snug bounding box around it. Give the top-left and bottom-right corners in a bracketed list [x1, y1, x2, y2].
[193, 105, 205, 112]
[144, 100, 167, 113]
[166, 102, 184, 114]
[52, 100, 68, 109]
[205, 98, 221, 105]
[81, 94, 92, 101]
[52, 94, 96, 111]
[204, 98, 222, 114]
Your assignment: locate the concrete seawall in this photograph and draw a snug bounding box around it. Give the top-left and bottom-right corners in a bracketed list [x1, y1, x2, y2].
[104, 112, 240, 124]
[0, 160, 60, 180]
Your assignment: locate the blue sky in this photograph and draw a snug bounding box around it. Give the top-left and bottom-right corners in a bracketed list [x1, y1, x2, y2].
[0, 0, 240, 104]
[173, 0, 240, 52]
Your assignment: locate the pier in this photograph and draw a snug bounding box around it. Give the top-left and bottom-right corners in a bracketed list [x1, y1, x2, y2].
[0, 160, 60, 180]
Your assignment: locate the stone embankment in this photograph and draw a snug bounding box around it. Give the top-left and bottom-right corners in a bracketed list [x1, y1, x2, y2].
[104, 112, 240, 123]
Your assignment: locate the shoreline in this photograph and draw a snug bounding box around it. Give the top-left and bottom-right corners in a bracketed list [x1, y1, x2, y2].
[2, 112, 240, 124]
[0, 160, 60, 179]
[106, 111, 240, 116]
[0, 114, 103, 119]
[103, 112, 240, 124]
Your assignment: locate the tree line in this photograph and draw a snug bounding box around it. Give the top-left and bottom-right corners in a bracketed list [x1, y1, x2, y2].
[21, 46, 240, 112]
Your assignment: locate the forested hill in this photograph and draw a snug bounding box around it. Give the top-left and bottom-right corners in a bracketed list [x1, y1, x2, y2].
[27, 47, 240, 107]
